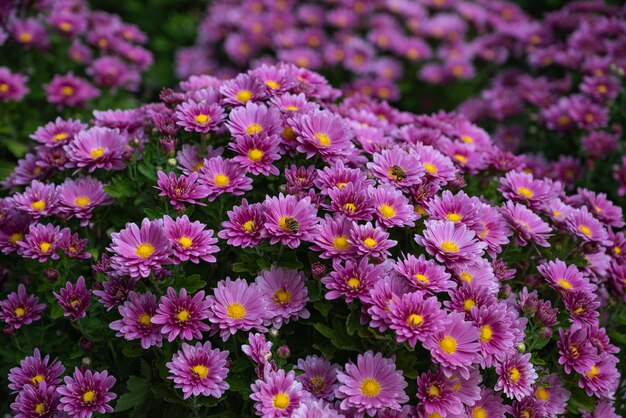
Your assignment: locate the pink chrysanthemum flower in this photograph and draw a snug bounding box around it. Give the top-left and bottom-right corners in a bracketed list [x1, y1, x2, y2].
[468, 304, 516, 368]
[393, 254, 455, 294]
[349, 222, 397, 259]
[499, 171, 552, 208]
[219, 198, 266, 248]
[109, 218, 173, 278]
[242, 333, 273, 366]
[388, 291, 447, 347]
[565, 207, 610, 245]
[152, 287, 211, 342]
[256, 267, 310, 328]
[309, 215, 357, 260]
[295, 355, 341, 401]
[10, 380, 59, 418]
[219, 73, 265, 106]
[324, 182, 374, 221]
[314, 160, 374, 195]
[322, 257, 387, 303]
[93, 276, 138, 311]
[8, 348, 65, 393]
[415, 220, 486, 267]
[416, 369, 462, 416]
[291, 398, 343, 418]
[250, 367, 308, 417]
[231, 134, 281, 176]
[495, 352, 538, 401]
[177, 143, 223, 175]
[166, 341, 230, 399]
[109, 291, 163, 349]
[44, 73, 100, 108]
[557, 327, 599, 375]
[208, 278, 267, 341]
[424, 312, 480, 378]
[563, 291, 600, 327]
[412, 144, 457, 186]
[198, 156, 253, 201]
[262, 194, 319, 249]
[57, 368, 116, 418]
[367, 276, 411, 333]
[53, 276, 92, 321]
[368, 147, 424, 188]
[57, 177, 113, 225]
[64, 127, 128, 172]
[426, 190, 482, 228]
[465, 388, 506, 418]
[175, 100, 224, 133]
[155, 171, 209, 210]
[18, 223, 69, 262]
[227, 101, 281, 138]
[0, 67, 29, 102]
[578, 356, 620, 398]
[446, 283, 497, 316]
[501, 201, 552, 247]
[335, 351, 409, 416]
[289, 109, 352, 161]
[472, 203, 512, 257]
[163, 215, 219, 264]
[533, 374, 570, 417]
[30, 117, 87, 147]
[12, 180, 59, 219]
[537, 259, 595, 295]
[370, 186, 417, 229]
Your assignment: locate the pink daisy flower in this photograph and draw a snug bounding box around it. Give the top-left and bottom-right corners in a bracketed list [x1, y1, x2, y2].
[417, 369, 462, 416]
[155, 171, 209, 210]
[218, 198, 266, 248]
[388, 290, 447, 347]
[57, 177, 113, 225]
[256, 267, 310, 328]
[53, 276, 92, 321]
[12, 180, 59, 219]
[349, 222, 397, 259]
[163, 215, 219, 264]
[227, 101, 281, 138]
[262, 194, 319, 249]
[392, 254, 455, 294]
[8, 348, 64, 393]
[175, 100, 224, 133]
[152, 287, 211, 342]
[30, 117, 86, 147]
[64, 127, 128, 172]
[109, 291, 163, 349]
[501, 201, 552, 247]
[289, 109, 352, 161]
[309, 215, 357, 260]
[18, 223, 69, 262]
[565, 207, 610, 245]
[495, 353, 538, 401]
[230, 134, 281, 176]
[250, 368, 308, 417]
[370, 186, 417, 229]
[198, 156, 253, 201]
[368, 147, 424, 188]
[295, 355, 341, 401]
[321, 257, 387, 303]
[537, 259, 596, 295]
[367, 276, 411, 333]
[57, 368, 116, 418]
[415, 220, 486, 267]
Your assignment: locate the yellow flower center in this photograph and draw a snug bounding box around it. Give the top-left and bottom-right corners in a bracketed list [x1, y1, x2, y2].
[236, 90, 253, 102]
[509, 367, 521, 382]
[480, 325, 493, 342]
[440, 240, 459, 253]
[138, 313, 152, 326]
[428, 385, 440, 396]
[517, 187, 534, 198]
[191, 365, 209, 379]
[0, 83, 8, 92]
[557, 279, 572, 290]
[460, 272, 473, 283]
[242, 220, 256, 232]
[176, 309, 190, 322]
[274, 289, 292, 304]
[347, 277, 360, 289]
[70, 299, 80, 307]
[285, 105, 299, 111]
[53, 132, 68, 142]
[59, 21, 72, 32]
[446, 212, 462, 222]
[315, 133, 331, 146]
[30, 374, 45, 386]
[332, 236, 350, 250]
[574, 306, 584, 314]
[135, 243, 155, 258]
[360, 378, 381, 397]
[248, 148, 264, 161]
[586, 365, 599, 378]
[439, 336, 457, 354]
[614, 246, 622, 255]
[15, 307, 26, 317]
[31, 200, 46, 211]
[10, 233, 23, 243]
[213, 174, 230, 186]
[343, 202, 356, 212]
[246, 123, 263, 135]
[463, 299, 476, 311]
[471, 406, 487, 418]
[82, 390, 96, 403]
[193, 162, 205, 172]
[19, 32, 33, 43]
[407, 314, 423, 326]
[535, 387, 550, 401]
[379, 204, 396, 218]
[61, 86, 74, 97]
[194, 114, 210, 125]
[39, 242, 52, 253]
[35, 403, 46, 414]
[90, 147, 105, 158]
[282, 127, 296, 141]
[363, 237, 377, 247]
[272, 392, 290, 409]
[227, 302, 246, 319]
[454, 154, 467, 164]
[178, 236, 193, 248]
[424, 162, 438, 174]
[578, 225, 592, 237]
[265, 80, 280, 89]
[309, 376, 326, 392]
[460, 135, 474, 144]
[74, 197, 91, 207]
[415, 274, 429, 283]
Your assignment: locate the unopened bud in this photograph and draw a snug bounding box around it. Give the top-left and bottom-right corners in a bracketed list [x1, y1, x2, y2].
[539, 327, 553, 340]
[269, 328, 279, 338]
[516, 343, 526, 353]
[44, 268, 59, 282]
[80, 337, 95, 352]
[311, 262, 326, 278]
[277, 345, 291, 359]
[167, 158, 178, 167]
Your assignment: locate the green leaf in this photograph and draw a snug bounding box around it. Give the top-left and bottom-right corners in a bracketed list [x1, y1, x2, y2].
[104, 177, 135, 199]
[256, 257, 272, 271]
[50, 303, 64, 320]
[122, 344, 145, 358]
[115, 376, 150, 412]
[144, 207, 165, 219]
[173, 274, 206, 293]
[138, 163, 158, 181]
[314, 301, 332, 317]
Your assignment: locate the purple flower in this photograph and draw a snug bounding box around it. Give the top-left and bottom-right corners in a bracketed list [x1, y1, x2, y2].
[18, 223, 68, 262]
[416, 369, 462, 416]
[262, 193, 319, 248]
[557, 327, 599, 375]
[57, 177, 113, 225]
[425, 190, 481, 228]
[166, 341, 230, 399]
[57, 368, 116, 418]
[537, 259, 595, 294]
[295, 355, 341, 401]
[231, 133, 281, 176]
[469, 304, 516, 368]
[108, 218, 173, 279]
[349, 222, 397, 258]
[218, 198, 266, 248]
[109, 291, 162, 349]
[227, 101, 281, 138]
[370, 186, 417, 229]
[289, 109, 352, 162]
[499, 171, 552, 208]
[208, 278, 267, 341]
[324, 182, 374, 221]
[465, 388, 506, 418]
[495, 352, 538, 401]
[44, 73, 99, 108]
[563, 291, 600, 327]
[163, 215, 219, 264]
[250, 368, 308, 417]
[87, 56, 139, 90]
[175, 100, 224, 133]
[415, 220, 486, 267]
[219, 73, 265, 106]
[322, 257, 386, 303]
[392, 254, 455, 294]
[501, 201, 552, 247]
[53, 276, 92, 321]
[388, 291, 447, 347]
[256, 267, 310, 328]
[8, 348, 64, 393]
[155, 171, 209, 211]
[314, 160, 374, 194]
[198, 156, 253, 201]
[367, 276, 411, 333]
[93, 275, 138, 311]
[309, 215, 356, 260]
[534, 374, 570, 417]
[12, 180, 59, 219]
[242, 333, 273, 366]
[368, 147, 424, 188]
[10, 381, 59, 418]
[152, 287, 211, 342]
[335, 351, 409, 416]
[578, 355, 619, 398]
[65, 127, 128, 172]
[0, 67, 29, 102]
[565, 207, 610, 245]
[413, 144, 457, 186]
[292, 399, 343, 418]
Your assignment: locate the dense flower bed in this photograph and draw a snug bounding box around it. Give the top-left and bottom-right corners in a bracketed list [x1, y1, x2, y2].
[1, 63, 624, 417]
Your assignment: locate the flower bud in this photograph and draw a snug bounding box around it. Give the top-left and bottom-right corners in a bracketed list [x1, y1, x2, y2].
[160, 136, 177, 157]
[80, 337, 95, 352]
[516, 342, 526, 353]
[21, 275, 31, 286]
[167, 158, 178, 167]
[311, 262, 326, 278]
[277, 345, 290, 359]
[44, 268, 59, 282]
[539, 327, 553, 340]
[81, 356, 91, 367]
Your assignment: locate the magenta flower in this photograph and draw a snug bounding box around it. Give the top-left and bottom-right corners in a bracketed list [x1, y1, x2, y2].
[163, 215, 219, 264]
[241, 333, 273, 366]
[44, 73, 100, 108]
[218, 198, 266, 248]
[219, 73, 265, 106]
[415, 220, 486, 267]
[335, 351, 409, 416]
[256, 267, 309, 328]
[291, 399, 343, 418]
[388, 290, 447, 347]
[425, 190, 482, 228]
[501, 201, 552, 247]
[324, 182, 374, 221]
[30, 117, 86, 147]
[367, 276, 411, 333]
[57, 368, 116, 418]
[557, 327, 599, 375]
[349, 222, 397, 258]
[465, 388, 506, 418]
[175, 100, 224, 133]
[368, 147, 424, 188]
[8, 348, 65, 393]
[417, 369, 462, 416]
[295, 355, 341, 401]
[18, 223, 69, 262]
[392, 254, 455, 294]
[57, 177, 113, 225]
[578, 356, 620, 398]
[537, 259, 596, 294]
[152, 287, 211, 342]
[499, 171, 552, 208]
[533, 374, 570, 417]
[65, 127, 128, 172]
[227, 101, 281, 138]
[495, 352, 538, 401]
[108, 218, 173, 279]
[10, 381, 59, 418]
[321, 257, 387, 303]
[468, 304, 516, 368]
[155, 171, 209, 210]
[87, 56, 139, 90]
[93, 276, 139, 311]
[208, 278, 267, 341]
[12, 180, 59, 219]
[314, 160, 374, 194]
[565, 207, 610, 245]
[413, 144, 457, 186]
[166, 341, 230, 399]
[198, 156, 253, 201]
[0, 67, 29, 102]
[289, 109, 352, 161]
[231, 133, 281, 176]
[310, 214, 357, 261]
[109, 291, 162, 349]
[262, 194, 319, 248]
[250, 368, 308, 417]
[53, 276, 92, 321]
[370, 186, 417, 229]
